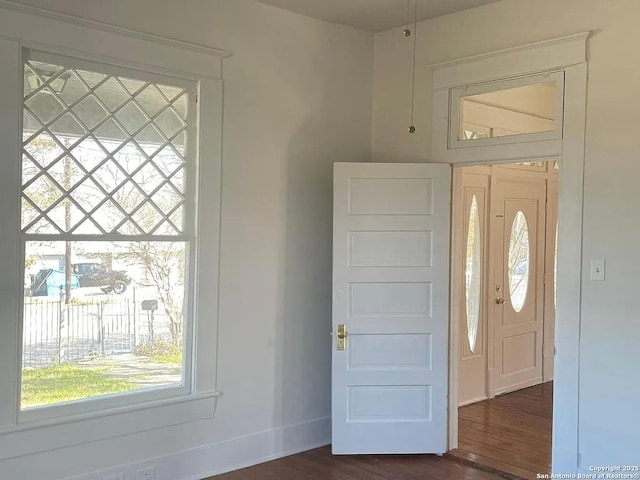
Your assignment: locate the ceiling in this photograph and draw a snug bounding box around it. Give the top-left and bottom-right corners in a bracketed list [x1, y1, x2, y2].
[254, 0, 501, 33]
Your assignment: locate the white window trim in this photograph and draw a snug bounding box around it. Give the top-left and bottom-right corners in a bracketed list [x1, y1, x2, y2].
[0, 2, 227, 460]
[449, 71, 565, 149]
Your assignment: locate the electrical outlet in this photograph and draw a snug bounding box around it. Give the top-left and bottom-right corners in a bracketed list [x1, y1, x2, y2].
[103, 474, 124, 480]
[137, 467, 156, 480]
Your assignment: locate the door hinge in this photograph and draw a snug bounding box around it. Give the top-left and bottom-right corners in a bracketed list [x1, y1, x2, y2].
[195, 93, 199, 104]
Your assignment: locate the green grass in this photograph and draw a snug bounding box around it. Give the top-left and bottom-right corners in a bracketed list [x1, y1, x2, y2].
[134, 340, 183, 365]
[21, 364, 139, 408]
[150, 352, 182, 364]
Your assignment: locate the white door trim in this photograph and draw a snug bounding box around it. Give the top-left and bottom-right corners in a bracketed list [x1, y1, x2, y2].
[433, 34, 589, 474]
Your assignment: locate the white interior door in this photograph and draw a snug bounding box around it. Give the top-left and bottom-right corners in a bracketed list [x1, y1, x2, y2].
[489, 175, 546, 396]
[331, 162, 451, 454]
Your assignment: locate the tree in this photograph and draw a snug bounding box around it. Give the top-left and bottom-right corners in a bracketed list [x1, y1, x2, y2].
[117, 242, 185, 343]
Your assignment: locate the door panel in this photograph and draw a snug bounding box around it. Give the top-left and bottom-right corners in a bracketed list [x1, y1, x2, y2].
[332, 163, 450, 454]
[490, 175, 546, 396]
[458, 171, 489, 406]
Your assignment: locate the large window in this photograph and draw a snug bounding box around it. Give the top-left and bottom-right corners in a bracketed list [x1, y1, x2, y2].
[0, 7, 222, 461]
[20, 52, 196, 414]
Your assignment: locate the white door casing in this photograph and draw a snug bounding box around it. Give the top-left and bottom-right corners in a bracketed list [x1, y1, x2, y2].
[543, 178, 558, 382]
[332, 162, 451, 454]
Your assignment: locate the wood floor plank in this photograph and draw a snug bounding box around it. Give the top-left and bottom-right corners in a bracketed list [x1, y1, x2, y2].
[207, 383, 552, 480]
[207, 446, 509, 479]
[452, 382, 553, 478]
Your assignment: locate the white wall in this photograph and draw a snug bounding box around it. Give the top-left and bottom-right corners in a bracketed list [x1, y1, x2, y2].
[0, 1, 373, 479]
[373, 0, 640, 467]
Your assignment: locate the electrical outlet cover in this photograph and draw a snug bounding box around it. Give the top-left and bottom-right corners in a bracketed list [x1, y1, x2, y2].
[137, 466, 156, 480]
[103, 474, 124, 480]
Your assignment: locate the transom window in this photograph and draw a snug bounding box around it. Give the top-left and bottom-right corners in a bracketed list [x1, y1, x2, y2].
[20, 52, 196, 413]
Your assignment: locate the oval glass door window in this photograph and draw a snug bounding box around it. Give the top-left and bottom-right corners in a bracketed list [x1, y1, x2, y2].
[508, 211, 530, 312]
[465, 195, 481, 352]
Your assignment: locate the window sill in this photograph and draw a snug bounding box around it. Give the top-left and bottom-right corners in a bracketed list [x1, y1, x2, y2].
[0, 390, 220, 460]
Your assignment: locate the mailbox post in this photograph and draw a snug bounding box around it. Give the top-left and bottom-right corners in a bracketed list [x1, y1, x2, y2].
[141, 299, 158, 345]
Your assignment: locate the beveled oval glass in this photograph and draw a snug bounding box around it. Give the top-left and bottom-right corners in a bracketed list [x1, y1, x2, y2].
[508, 211, 530, 313]
[465, 195, 481, 352]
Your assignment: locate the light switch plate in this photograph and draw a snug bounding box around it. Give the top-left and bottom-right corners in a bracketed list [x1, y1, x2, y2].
[590, 259, 605, 281]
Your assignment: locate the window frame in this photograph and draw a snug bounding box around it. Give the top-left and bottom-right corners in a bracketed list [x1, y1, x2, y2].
[449, 71, 565, 150]
[0, 4, 225, 460]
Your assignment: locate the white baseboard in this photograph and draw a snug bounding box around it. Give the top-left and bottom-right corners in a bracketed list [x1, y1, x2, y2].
[70, 416, 331, 480]
[458, 396, 488, 407]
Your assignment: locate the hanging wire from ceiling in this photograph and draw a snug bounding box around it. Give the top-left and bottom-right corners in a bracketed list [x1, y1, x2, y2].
[407, 0, 418, 134]
[404, 0, 411, 37]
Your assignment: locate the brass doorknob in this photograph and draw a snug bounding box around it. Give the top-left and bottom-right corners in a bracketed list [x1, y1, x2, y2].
[496, 297, 506, 305]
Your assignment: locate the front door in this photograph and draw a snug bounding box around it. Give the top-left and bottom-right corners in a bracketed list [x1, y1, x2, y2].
[331, 163, 451, 454]
[489, 175, 546, 395]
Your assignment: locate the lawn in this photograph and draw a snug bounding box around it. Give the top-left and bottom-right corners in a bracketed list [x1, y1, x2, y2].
[21, 364, 140, 409]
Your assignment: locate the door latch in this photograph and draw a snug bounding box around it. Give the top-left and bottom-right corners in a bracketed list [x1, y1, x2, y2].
[336, 324, 346, 350]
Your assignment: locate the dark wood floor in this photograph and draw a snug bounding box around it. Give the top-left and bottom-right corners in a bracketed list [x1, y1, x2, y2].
[450, 382, 553, 480]
[208, 446, 512, 480]
[208, 383, 552, 480]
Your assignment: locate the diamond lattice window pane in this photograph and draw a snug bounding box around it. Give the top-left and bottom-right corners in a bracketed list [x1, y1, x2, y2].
[68, 140, 107, 173]
[119, 78, 146, 96]
[22, 155, 41, 185]
[74, 96, 108, 130]
[114, 142, 147, 175]
[157, 84, 184, 102]
[24, 134, 64, 168]
[24, 61, 66, 98]
[23, 110, 41, 138]
[172, 131, 187, 155]
[132, 163, 164, 195]
[94, 77, 129, 112]
[93, 159, 129, 194]
[116, 102, 147, 135]
[58, 70, 89, 105]
[23, 175, 64, 212]
[70, 177, 107, 212]
[47, 201, 88, 233]
[156, 108, 184, 137]
[94, 119, 128, 153]
[21, 59, 189, 236]
[136, 124, 165, 156]
[113, 180, 147, 215]
[132, 202, 164, 233]
[73, 218, 103, 234]
[47, 157, 86, 192]
[171, 168, 185, 194]
[76, 69, 106, 88]
[21, 197, 40, 228]
[171, 94, 188, 121]
[50, 113, 85, 140]
[136, 85, 167, 117]
[25, 217, 59, 234]
[94, 200, 127, 233]
[25, 90, 65, 125]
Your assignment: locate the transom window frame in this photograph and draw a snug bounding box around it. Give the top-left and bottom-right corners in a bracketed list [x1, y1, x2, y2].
[19, 49, 199, 423]
[0, 4, 226, 460]
[449, 71, 565, 150]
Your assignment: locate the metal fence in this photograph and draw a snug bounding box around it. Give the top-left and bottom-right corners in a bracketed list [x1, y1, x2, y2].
[22, 288, 174, 368]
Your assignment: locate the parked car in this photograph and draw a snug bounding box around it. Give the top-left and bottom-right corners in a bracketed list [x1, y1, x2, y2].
[31, 262, 131, 296]
[72, 262, 131, 294]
